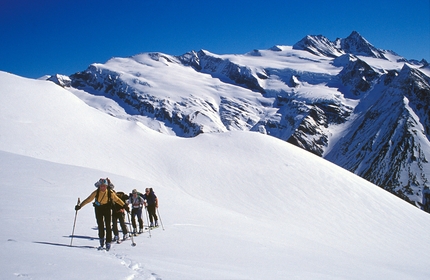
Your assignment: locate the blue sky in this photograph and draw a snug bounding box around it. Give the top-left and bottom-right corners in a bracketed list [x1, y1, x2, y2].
[1, 0, 429, 78]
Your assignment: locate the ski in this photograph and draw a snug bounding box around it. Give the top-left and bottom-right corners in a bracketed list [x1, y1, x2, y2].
[113, 236, 123, 244]
[97, 243, 112, 251]
[132, 227, 149, 236]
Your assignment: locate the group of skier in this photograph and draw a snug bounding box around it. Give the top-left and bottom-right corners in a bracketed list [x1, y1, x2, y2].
[74, 178, 159, 251]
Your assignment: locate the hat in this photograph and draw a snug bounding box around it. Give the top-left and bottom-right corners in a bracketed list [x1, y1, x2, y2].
[95, 178, 108, 188]
[132, 189, 138, 194]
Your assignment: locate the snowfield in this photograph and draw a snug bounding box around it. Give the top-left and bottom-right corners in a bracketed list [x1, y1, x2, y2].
[1, 71, 430, 279]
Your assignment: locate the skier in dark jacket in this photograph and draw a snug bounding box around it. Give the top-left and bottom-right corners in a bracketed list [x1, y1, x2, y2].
[143, 188, 159, 227]
[112, 191, 129, 242]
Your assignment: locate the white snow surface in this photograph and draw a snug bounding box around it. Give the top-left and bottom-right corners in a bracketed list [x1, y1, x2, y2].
[1, 71, 430, 279]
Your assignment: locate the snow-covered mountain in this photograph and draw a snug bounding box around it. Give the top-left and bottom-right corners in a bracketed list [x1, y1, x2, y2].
[2, 70, 430, 279]
[49, 31, 430, 211]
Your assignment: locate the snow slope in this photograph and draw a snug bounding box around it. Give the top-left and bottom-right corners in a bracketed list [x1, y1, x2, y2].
[1, 71, 430, 279]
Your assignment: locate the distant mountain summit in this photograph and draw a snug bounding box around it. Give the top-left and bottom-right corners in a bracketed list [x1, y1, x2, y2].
[293, 31, 388, 59]
[50, 31, 430, 211]
[338, 31, 387, 59]
[293, 34, 344, 58]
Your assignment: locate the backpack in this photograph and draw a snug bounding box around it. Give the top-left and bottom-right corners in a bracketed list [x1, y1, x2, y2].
[129, 192, 145, 208]
[144, 188, 157, 205]
[116, 191, 129, 202]
[112, 191, 129, 212]
[129, 190, 144, 200]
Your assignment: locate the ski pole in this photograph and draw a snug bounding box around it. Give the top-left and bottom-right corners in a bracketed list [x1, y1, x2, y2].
[156, 208, 164, 230]
[126, 211, 136, 247]
[70, 198, 80, 246]
[144, 206, 152, 238]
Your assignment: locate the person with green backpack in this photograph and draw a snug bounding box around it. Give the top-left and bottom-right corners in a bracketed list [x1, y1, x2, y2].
[74, 178, 129, 251]
[112, 191, 130, 242]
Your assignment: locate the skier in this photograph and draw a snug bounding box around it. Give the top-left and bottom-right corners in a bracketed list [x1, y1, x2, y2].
[128, 189, 145, 234]
[112, 191, 130, 242]
[143, 188, 159, 227]
[74, 178, 129, 251]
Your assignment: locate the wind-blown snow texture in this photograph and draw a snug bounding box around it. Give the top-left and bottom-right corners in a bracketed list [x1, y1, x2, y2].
[53, 31, 430, 210]
[1, 65, 430, 278]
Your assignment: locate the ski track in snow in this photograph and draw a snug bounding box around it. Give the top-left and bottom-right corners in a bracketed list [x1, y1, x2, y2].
[114, 252, 161, 280]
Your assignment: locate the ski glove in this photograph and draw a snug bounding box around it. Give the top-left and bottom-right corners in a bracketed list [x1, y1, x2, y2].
[75, 205, 81, 211]
[123, 204, 130, 213]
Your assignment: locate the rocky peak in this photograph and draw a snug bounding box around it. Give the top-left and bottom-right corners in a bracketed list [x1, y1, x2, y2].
[293, 31, 388, 60]
[293, 35, 344, 58]
[337, 31, 387, 59]
[177, 50, 201, 70]
[47, 74, 71, 87]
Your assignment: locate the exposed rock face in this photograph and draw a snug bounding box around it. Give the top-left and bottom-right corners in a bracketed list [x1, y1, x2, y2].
[325, 65, 430, 207]
[47, 74, 71, 87]
[293, 35, 344, 58]
[337, 56, 380, 97]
